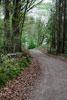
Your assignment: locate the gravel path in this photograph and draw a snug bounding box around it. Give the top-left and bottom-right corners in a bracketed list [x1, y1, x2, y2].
[29, 49, 67, 100]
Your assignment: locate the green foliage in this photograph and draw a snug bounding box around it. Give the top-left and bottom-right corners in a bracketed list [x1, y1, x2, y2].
[0, 73, 8, 86]
[44, 12, 56, 50]
[0, 53, 31, 88]
[22, 17, 38, 49]
[22, 17, 46, 48]
[21, 57, 29, 67]
[28, 43, 36, 49]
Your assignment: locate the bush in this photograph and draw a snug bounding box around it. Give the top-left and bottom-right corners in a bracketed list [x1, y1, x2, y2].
[28, 43, 36, 49]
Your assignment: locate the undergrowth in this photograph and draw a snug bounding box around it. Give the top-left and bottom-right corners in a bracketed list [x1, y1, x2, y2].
[0, 52, 31, 88]
[47, 49, 67, 58]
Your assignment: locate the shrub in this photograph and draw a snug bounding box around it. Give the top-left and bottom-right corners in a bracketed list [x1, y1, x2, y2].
[28, 43, 36, 49]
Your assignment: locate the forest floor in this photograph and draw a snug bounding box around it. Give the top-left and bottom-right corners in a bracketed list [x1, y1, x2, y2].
[0, 49, 67, 100]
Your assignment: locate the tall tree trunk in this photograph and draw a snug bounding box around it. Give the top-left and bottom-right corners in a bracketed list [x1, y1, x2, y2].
[4, 0, 10, 53]
[62, 0, 67, 53]
[56, 0, 62, 53]
[12, 0, 29, 52]
[12, 0, 21, 52]
[0, 0, 1, 4]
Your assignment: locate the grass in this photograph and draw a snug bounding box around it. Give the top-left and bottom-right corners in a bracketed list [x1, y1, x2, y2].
[0, 53, 31, 88]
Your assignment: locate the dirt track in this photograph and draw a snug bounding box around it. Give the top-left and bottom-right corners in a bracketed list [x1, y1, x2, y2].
[29, 50, 67, 100]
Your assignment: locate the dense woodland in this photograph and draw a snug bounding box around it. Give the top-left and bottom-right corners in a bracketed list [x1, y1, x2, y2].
[0, 0, 67, 90]
[0, 0, 42, 54]
[0, 0, 66, 56]
[0, 0, 44, 88]
[0, 0, 67, 98]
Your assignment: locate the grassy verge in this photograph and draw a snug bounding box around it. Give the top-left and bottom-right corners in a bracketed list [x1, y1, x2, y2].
[0, 52, 32, 88]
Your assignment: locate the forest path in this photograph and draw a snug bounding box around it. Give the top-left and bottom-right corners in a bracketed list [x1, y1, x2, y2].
[29, 49, 67, 100]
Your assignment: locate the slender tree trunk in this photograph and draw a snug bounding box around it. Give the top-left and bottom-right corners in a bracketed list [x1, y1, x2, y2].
[56, 0, 59, 53]
[62, 0, 67, 53]
[56, 0, 62, 53]
[20, 0, 29, 33]
[4, 0, 10, 53]
[0, 0, 1, 4]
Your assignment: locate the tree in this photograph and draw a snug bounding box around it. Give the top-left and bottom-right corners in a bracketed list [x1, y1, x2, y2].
[12, 0, 22, 52]
[56, 0, 67, 53]
[36, 19, 45, 47]
[11, 0, 43, 52]
[4, 0, 10, 53]
[62, 0, 67, 53]
[2, 0, 43, 53]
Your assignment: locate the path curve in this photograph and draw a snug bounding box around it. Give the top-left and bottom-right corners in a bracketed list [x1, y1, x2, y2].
[29, 49, 67, 100]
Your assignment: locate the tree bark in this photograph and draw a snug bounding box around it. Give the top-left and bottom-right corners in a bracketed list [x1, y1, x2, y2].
[56, 0, 63, 53]
[12, 0, 21, 52]
[62, 0, 67, 53]
[4, 0, 10, 53]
